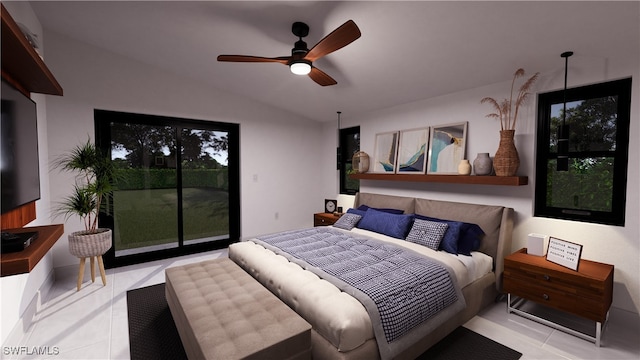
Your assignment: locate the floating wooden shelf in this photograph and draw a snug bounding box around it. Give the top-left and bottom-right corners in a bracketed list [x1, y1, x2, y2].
[349, 173, 528, 186]
[1, 5, 64, 230]
[1, 4, 63, 96]
[1, 224, 64, 277]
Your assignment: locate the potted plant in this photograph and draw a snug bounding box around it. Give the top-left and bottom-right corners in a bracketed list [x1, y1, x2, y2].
[481, 68, 539, 176]
[54, 138, 116, 289]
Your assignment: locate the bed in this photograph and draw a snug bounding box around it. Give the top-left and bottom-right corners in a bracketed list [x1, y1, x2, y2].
[229, 192, 514, 360]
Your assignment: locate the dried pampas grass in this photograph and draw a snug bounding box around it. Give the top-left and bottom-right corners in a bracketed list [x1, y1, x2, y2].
[481, 68, 539, 130]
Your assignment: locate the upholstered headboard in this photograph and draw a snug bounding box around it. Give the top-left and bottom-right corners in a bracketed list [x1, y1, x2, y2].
[353, 192, 514, 291]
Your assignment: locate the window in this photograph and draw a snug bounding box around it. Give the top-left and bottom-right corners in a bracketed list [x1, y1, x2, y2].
[534, 78, 631, 226]
[95, 110, 240, 267]
[339, 126, 360, 195]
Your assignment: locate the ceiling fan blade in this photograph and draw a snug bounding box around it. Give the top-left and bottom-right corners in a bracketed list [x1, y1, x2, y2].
[217, 55, 290, 64]
[308, 67, 337, 86]
[305, 20, 361, 62]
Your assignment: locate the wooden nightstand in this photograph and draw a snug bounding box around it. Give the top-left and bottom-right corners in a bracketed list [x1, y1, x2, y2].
[313, 213, 341, 226]
[503, 248, 613, 346]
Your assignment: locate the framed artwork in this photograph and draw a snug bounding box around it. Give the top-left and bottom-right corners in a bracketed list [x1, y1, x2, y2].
[427, 122, 468, 174]
[372, 131, 399, 173]
[395, 128, 429, 174]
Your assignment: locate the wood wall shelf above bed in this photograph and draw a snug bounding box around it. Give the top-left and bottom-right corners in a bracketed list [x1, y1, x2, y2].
[349, 173, 528, 186]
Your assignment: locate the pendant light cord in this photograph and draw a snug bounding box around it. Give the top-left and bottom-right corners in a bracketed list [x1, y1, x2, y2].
[557, 51, 573, 171]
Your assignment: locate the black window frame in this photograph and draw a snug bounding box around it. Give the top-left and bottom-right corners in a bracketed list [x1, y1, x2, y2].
[534, 77, 632, 226]
[339, 126, 360, 195]
[95, 109, 240, 268]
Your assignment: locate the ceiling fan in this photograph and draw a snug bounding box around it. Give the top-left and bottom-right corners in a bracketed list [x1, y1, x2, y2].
[217, 20, 361, 86]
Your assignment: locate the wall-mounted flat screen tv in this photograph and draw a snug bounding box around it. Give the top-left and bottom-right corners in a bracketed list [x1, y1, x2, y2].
[1, 79, 41, 214]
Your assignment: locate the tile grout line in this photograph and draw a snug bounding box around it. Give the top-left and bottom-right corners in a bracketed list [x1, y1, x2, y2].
[107, 268, 115, 360]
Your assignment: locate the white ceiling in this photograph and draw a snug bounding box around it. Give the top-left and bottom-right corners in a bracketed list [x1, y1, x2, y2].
[30, 1, 639, 122]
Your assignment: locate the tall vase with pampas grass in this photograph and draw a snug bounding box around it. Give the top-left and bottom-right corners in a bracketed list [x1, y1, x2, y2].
[481, 68, 539, 176]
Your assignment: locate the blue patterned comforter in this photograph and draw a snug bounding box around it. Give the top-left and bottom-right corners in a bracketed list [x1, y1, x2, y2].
[254, 227, 466, 360]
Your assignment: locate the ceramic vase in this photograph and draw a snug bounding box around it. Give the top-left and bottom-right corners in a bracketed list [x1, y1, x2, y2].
[457, 159, 471, 175]
[493, 130, 519, 176]
[473, 153, 493, 176]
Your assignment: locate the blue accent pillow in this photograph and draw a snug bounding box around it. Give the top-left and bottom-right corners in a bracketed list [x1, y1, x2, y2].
[414, 214, 485, 255]
[459, 223, 485, 255]
[357, 205, 404, 214]
[357, 208, 414, 239]
[333, 213, 362, 230]
[347, 208, 367, 217]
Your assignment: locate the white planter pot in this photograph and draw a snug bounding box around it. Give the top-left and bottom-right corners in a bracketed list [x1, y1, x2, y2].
[68, 228, 112, 258]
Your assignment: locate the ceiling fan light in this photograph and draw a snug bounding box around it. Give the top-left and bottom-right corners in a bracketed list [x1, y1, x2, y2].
[290, 61, 311, 75]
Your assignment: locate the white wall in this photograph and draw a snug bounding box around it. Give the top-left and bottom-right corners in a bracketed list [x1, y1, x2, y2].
[41, 30, 325, 269]
[0, 2, 56, 346]
[333, 55, 639, 314]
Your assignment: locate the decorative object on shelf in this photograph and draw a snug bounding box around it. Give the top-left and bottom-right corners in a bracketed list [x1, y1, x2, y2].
[427, 122, 468, 174]
[546, 237, 583, 271]
[17, 22, 41, 56]
[373, 131, 399, 173]
[396, 128, 429, 174]
[481, 68, 539, 176]
[481, 68, 539, 131]
[457, 159, 471, 175]
[324, 199, 337, 213]
[493, 129, 519, 176]
[53, 138, 117, 290]
[352, 151, 370, 173]
[473, 153, 493, 176]
[557, 51, 573, 171]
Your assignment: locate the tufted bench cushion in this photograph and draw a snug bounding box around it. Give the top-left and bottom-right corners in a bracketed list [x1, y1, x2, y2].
[165, 258, 312, 360]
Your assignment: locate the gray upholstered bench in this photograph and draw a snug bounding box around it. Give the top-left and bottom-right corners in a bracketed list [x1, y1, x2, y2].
[165, 257, 312, 360]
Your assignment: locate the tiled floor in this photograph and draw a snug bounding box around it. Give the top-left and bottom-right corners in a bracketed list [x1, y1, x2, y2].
[6, 249, 640, 359]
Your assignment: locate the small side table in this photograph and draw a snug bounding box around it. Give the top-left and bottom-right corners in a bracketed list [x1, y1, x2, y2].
[503, 248, 613, 346]
[313, 213, 341, 226]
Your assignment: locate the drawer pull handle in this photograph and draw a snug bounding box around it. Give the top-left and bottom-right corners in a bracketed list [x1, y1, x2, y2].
[543, 275, 550, 281]
[542, 294, 549, 300]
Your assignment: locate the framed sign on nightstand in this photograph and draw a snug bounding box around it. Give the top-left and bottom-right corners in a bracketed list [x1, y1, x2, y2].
[546, 237, 583, 271]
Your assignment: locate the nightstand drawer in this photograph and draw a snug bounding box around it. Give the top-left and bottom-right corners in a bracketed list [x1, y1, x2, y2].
[314, 213, 340, 226]
[504, 263, 606, 300]
[504, 276, 607, 322]
[504, 248, 613, 325]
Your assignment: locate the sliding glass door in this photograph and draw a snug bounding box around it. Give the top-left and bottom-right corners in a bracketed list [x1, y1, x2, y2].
[95, 110, 239, 268]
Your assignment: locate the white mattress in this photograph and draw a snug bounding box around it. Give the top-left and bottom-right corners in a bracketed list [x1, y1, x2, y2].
[228, 227, 493, 353]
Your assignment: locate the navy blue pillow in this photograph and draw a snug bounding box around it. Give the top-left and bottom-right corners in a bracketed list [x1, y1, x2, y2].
[414, 214, 485, 255]
[347, 208, 366, 217]
[357, 208, 414, 239]
[439, 220, 463, 254]
[357, 205, 404, 214]
[459, 224, 485, 255]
